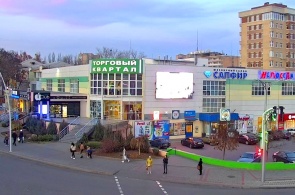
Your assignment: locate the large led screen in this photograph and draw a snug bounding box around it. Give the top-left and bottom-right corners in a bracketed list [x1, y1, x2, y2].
[156, 72, 194, 99]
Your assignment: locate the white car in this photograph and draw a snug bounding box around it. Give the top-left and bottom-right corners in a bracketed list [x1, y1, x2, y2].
[286, 129, 295, 136]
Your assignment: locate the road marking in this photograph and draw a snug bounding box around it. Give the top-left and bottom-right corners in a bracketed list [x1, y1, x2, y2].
[156, 181, 168, 194]
[114, 176, 124, 195]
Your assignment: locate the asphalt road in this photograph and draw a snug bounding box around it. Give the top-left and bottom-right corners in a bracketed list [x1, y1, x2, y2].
[170, 138, 295, 161]
[0, 154, 294, 195]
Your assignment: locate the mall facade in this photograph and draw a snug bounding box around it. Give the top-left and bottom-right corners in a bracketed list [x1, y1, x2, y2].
[39, 58, 295, 137]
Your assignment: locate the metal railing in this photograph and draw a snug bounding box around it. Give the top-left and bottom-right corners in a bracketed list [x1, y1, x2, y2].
[59, 116, 80, 140]
[75, 118, 98, 142]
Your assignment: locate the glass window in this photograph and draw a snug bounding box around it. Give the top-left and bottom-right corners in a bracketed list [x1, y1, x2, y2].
[252, 81, 271, 96]
[70, 79, 79, 93]
[57, 79, 65, 92]
[116, 73, 121, 80]
[137, 74, 142, 80]
[202, 98, 225, 112]
[130, 74, 136, 80]
[202, 80, 225, 96]
[282, 82, 295, 95]
[123, 74, 129, 80]
[46, 79, 52, 91]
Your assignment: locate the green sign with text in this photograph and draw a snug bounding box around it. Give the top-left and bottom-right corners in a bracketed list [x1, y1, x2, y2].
[91, 59, 143, 74]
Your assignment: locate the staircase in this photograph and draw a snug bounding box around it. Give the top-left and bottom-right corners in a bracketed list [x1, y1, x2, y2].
[59, 117, 97, 144]
[59, 124, 85, 144]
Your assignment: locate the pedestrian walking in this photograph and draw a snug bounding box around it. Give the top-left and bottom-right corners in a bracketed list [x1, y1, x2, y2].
[79, 142, 85, 158]
[19, 129, 24, 143]
[163, 155, 168, 174]
[4, 132, 9, 146]
[198, 158, 203, 175]
[146, 156, 153, 174]
[12, 131, 17, 146]
[87, 146, 92, 159]
[121, 147, 130, 163]
[70, 142, 76, 159]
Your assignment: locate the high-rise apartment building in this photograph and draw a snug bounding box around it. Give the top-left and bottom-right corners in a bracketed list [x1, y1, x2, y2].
[239, 2, 295, 70]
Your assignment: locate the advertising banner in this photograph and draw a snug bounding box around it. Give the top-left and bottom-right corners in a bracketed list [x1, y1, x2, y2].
[91, 59, 143, 74]
[134, 121, 153, 140]
[153, 120, 170, 140]
[185, 122, 193, 138]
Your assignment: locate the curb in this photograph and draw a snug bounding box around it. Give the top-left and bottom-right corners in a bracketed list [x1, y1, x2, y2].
[0, 150, 115, 176]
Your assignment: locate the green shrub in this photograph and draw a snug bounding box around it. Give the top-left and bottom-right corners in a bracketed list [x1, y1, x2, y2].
[130, 138, 137, 150]
[124, 131, 134, 150]
[47, 120, 58, 135]
[92, 122, 105, 141]
[59, 120, 69, 133]
[152, 148, 160, 156]
[101, 138, 118, 153]
[137, 135, 150, 153]
[25, 117, 46, 135]
[86, 141, 101, 149]
[103, 126, 113, 140]
[114, 131, 125, 150]
[30, 134, 54, 142]
[78, 133, 88, 144]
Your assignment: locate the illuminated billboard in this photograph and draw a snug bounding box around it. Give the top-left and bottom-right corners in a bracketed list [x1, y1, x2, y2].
[156, 72, 194, 99]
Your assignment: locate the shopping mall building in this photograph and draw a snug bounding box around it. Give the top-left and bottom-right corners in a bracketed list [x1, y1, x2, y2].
[38, 58, 295, 137]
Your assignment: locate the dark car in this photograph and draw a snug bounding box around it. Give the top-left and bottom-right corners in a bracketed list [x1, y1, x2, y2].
[150, 138, 171, 149]
[238, 134, 259, 145]
[273, 151, 295, 163]
[181, 137, 204, 149]
[282, 130, 292, 140]
[267, 131, 281, 141]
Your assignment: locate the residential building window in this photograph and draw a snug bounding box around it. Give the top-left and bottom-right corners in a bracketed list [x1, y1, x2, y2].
[270, 61, 273, 67]
[58, 79, 65, 92]
[252, 81, 270, 96]
[202, 80, 225, 96]
[282, 82, 295, 95]
[70, 79, 79, 93]
[270, 41, 274, 47]
[46, 79, 52, 91]
[269, 51, 274, 57]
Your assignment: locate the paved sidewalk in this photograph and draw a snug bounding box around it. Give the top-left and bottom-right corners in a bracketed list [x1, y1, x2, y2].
[0, 127, 295, 188]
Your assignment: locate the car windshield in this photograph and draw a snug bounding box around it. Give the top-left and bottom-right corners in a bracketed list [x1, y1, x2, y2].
[286, 152, 295, 158]
[241, 153, 254, 159]
[193, 138, 201, 142]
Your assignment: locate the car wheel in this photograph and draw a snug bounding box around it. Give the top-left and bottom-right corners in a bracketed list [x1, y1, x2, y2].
[181, 141, 184, 146]
[190, 144, 193, 149]
[158, 145, 162, 149]
[245, 141, 249, 145]
[273, 157, 277, 162]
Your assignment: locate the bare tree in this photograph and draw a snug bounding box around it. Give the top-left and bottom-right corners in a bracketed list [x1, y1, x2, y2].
[0, 48, 22, 86]
[214, 122, 239, 160]
[96, 47, 146, 59]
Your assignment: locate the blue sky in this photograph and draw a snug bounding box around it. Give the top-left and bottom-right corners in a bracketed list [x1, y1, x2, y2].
[1, 0, 295, 60]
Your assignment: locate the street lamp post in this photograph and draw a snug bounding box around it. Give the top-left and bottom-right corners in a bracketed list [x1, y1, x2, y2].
[0, 72, 12, 152]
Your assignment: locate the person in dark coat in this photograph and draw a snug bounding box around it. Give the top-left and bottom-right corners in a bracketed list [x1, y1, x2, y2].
[12, 131, 17, 146]
[198, 158, 203, 175]
[163, 155, 168, 174]
[19, 130, 24, 143]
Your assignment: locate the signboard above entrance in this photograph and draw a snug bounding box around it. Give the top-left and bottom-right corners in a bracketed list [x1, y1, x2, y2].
[91, 59, 143, 74]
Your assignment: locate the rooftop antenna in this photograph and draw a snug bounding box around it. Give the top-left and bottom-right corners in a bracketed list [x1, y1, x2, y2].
[129, 40, 132, 59]
[194, 30, 199, 65]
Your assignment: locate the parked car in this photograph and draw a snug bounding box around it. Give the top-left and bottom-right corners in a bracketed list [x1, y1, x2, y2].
[238, 133, 259, 145]
[273, 151, 295, 163]
[181, 137, 204, 149]
[286, 129, 295, 136]
[237, 152, 261, 163]
[200, 135, 218, 146]
[150, 138, 171, 149]
[267, 131, 281, 141]
[281, 130, 292, 140]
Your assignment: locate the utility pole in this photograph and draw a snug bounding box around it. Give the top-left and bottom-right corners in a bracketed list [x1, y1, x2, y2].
[0, 72, 12, 152]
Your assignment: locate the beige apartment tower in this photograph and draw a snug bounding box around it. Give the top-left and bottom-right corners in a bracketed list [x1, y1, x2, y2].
[239, 2, 295, 70]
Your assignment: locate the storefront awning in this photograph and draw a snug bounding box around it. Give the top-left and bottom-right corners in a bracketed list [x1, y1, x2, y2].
[199, 113, 239, 122]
